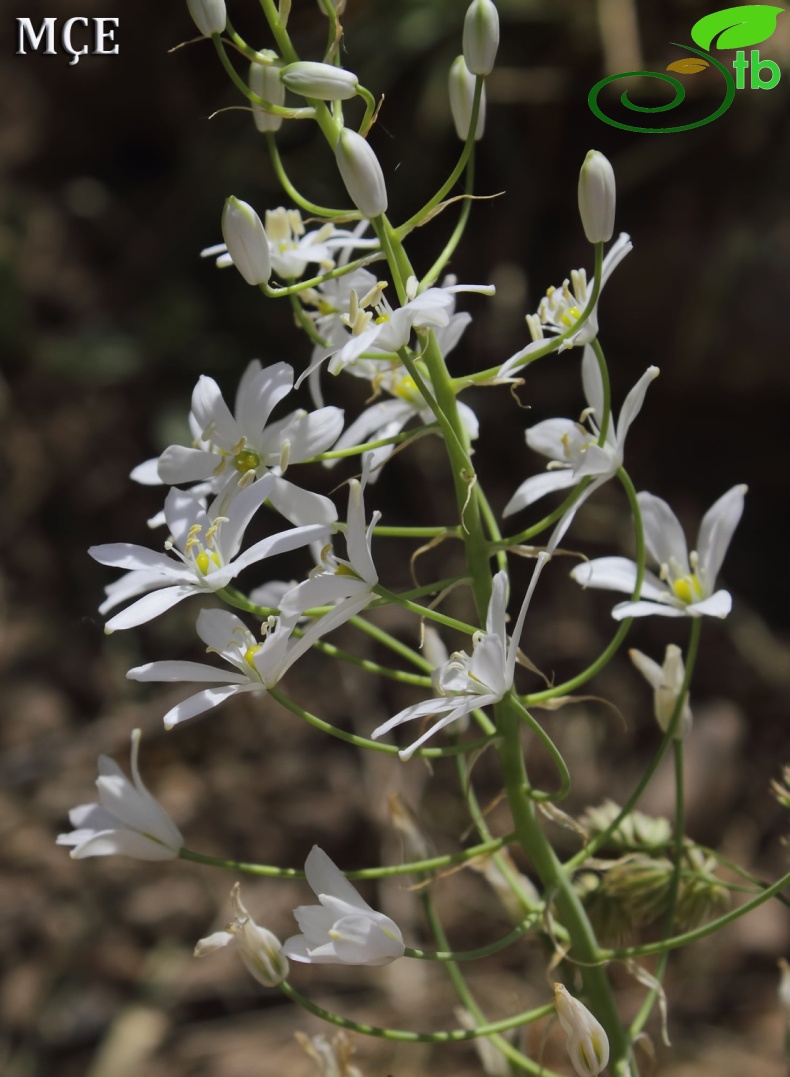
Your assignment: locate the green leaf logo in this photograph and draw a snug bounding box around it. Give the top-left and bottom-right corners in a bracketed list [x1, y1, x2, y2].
[690, 4, 783, 50]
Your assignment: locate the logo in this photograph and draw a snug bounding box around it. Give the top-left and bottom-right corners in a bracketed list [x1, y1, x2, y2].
[589, 4, 783, 133]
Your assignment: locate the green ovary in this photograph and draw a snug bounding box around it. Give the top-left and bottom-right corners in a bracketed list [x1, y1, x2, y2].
[672, 573, 703, 604]
[234, 449, 262, 473]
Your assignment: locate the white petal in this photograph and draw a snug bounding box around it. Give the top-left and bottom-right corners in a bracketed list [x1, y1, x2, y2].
[305, 846, 371, 910]
[399, 698, 489, 760]
[581, 344, 604, 418]
[195, 607, 252, 652]
[130, 458, 162, 485]
[163, 683, 254, 728]
[89, 543, 176, 574]
[696, 484, 747, 589]
[158, 446, 219, 485]
[615, 365, 659, 445]
[612, 599, 687, 620]
[104, 586, 196, 631]
[628, 649, 665, 688]
[216, 474, 276, 560]
[191, 374, 238, 445]
[266, 477, 338, 526]
[371, 696, 452, 740]
[686, 589, 732, 619]
[127, 660, 248, 685]
[231, 522, 329, 576]
[503, 469, 577, 517]
[637, 492, 689, 574]
[67, 829, 179, 861]
[526, 418, 584, 461]
[235, 361, 293, 436]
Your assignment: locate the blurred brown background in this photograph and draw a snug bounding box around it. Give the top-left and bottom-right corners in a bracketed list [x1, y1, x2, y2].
[2, 0, 790, 1074]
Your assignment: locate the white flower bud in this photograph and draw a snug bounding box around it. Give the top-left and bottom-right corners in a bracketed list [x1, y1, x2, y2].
[186, 0, 226, 37]
[195, 883, 288, 988]
[448, 55, 486, 141]
[578, 149, 616, 244]
[316, 0, 347, 14]
[553, 984, 610, 1077]
[335, 128, 388, 219]
[221, 197, 272, 285]
[250, 60, 285, 133]
[463, 0, 500, 76]
[280, 61, 358, 101]
[630, 644, 692, 738]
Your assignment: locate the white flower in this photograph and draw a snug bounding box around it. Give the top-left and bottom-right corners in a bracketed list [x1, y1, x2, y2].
[195, 882, 288, 987]
[296, 1031, 362, 1077]
[202, 209, 378, 281]
[186, 0, 226, 37]
[504, 346, 658, 550]
[56, 729, 183, 861]
[299, 275, 493, 390]
[324, 296, 479, 479]
[133, 360, 342, 527]
[553, 983, 609, 1077]
[279, 468, 380, 622]
[128, 597, 370, 728]
[372, 562, 546, 760]
[498, 233, 632, 375]
[571, 484, 747, 619]
[630, 643, 692, 738]
[578, 150, 615, 244]
[90, 478, 328, 631]
[283, 846, 405, 966]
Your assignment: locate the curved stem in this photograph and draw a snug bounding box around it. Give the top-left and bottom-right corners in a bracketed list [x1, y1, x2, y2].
[405, 910, 538, 962]
[510, 695, 571, 802]
[267, 134, 349, 217]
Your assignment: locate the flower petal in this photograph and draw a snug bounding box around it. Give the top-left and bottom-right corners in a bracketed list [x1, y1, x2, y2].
[696, 484, 747, 589]
[637, 492, 689, 574]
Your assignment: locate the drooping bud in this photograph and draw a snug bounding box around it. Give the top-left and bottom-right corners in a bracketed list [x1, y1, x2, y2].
[463, 0, 500, 76]
[448, 56, 486, 141]
[186, 0, 226, 37]
[194, 883, 288, 988]
[553, 984, 610, 1077]
[630, 644, 692, 738]
[578, 149, 616, 244]
[335, 128, 388, 218]
[249, 59, 285, 133]
[280, 61, 358, 100]
[221, 197, 271, 285]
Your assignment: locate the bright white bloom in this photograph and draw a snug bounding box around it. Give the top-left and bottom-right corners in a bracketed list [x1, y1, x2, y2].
[187, 0, 226, 37]
[90, 478, 328, 631]
[249, 59, 285, 133]
[463, 0, 500, 76]
[449, 55, 486, 141]
[300, 275, 494, 389]
[128, 600, 366, 727]
[202, 210, 378, 281]
[221, 197, 271, 285]
[630, 643, 692, 738]
[133, 360, 342, 527]
[504, 346, 658, 550]
[571, 484, 747, 619]
[57, 729, 183, 861]
[498, 233, 632, 375]
[279, 469, 379, 622]
[195, 882, 288, 987]
[578, 150, 615, 244]
[553, 983, 609, 1077]
[281, 61, 359, 100]
[372, 562, 546, 760]
[283, 846, 405, 966]
[335, 128, 388, 219]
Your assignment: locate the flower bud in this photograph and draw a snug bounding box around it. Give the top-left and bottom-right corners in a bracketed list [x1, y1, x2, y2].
[195, 883, 288, 988]
[221, 197, 271, 285]
[316, 0, 347, 14]
[578, 149, 616, 244]
[630, 644, 692, 738]
[186, 0, 226, 37]
[250, 60, 285, 133]
[463, 0, 500, 76]
[553, 984, 610, 1077]
[335, 128, 388, 218]
[280, 61, 358, 101]
[448, 56, 486, 141]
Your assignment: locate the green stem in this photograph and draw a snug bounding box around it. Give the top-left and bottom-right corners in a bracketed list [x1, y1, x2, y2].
[279, 978, 554, 1047]
[420, 152, 476, 290]
[496, 694, 633, 1075]
[267, 134, 349, 217]
[405, 911, 538, 962]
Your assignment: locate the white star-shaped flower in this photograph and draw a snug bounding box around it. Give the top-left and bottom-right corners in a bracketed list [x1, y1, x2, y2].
[90, 477, 328, 631]
[504, 346, 658, 550]
[372, 563, 546, 760]
[571, 484, 747, 619]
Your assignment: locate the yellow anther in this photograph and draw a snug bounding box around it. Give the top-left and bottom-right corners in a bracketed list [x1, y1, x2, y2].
[205, 516, 229, 547]
[185, 523, 203, 552]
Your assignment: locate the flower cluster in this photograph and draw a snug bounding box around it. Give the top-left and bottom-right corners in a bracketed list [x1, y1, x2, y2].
[57, 0, 764, 1073]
